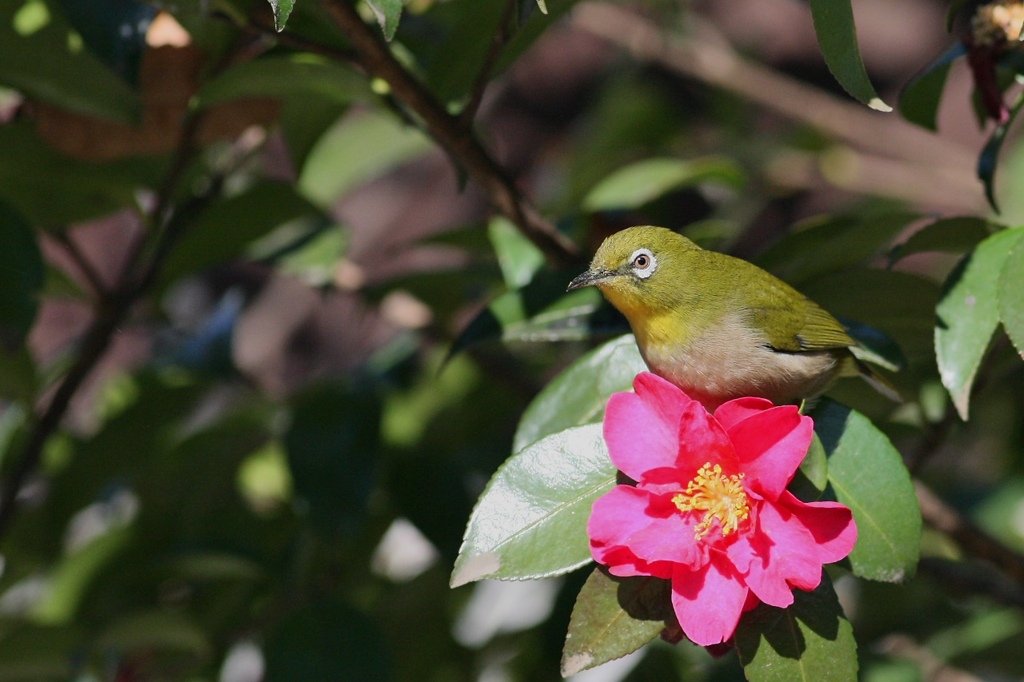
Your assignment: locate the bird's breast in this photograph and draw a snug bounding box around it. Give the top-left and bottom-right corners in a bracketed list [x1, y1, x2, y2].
[633, 310, 840, 409]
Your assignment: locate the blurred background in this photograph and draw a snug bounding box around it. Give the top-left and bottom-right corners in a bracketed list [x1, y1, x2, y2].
[1, 0, 1024, 679]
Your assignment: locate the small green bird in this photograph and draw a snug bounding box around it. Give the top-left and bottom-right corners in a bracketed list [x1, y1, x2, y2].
[567, 225, 898, 409]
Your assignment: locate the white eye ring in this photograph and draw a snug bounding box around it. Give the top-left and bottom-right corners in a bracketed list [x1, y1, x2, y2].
[629, 248, 657, 279]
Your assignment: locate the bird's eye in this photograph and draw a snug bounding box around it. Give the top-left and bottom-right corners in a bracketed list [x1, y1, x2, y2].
[629, 248, 657, 279]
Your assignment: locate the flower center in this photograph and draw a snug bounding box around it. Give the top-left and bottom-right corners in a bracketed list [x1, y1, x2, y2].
[672, 462, 750, 540]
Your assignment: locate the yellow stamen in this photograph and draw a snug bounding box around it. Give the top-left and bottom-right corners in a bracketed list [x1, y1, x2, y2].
[672, 462, 750, 540]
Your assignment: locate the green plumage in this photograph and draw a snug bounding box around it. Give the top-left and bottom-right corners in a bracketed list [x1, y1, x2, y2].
[568, 226, 898, 408]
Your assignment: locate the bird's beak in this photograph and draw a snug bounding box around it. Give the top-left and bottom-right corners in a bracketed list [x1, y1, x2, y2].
[567, 268, 613, 291]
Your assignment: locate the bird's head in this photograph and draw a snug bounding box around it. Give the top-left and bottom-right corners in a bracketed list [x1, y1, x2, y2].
[567, 226, 700, 317]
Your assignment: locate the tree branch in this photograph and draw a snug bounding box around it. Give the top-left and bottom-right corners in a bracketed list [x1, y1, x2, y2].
[457, 0, 517, 130]
[0, 111, 224, 539]
[915, 479, 1024, 587]
[317, 0, 581, 268]
[572, 3, 985, 213]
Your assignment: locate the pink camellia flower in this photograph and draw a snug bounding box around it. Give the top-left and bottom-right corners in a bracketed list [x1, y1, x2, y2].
[587, 372, 857, 646]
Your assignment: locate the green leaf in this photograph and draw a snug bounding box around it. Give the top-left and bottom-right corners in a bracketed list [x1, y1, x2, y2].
[366, 0, 402, 41]
[789, 432, 829, 502]
[0, 0, 139, 121]
[450, 423, 615, 586]
[801, 269, 941, 362]
[811, 399, 920, 582]
[264, 600, 392, 681]
[998, 236, 1024, 357]
[267, 0, 296, 31]
[936, 228, 1024, 419]
[808, 0, 890, 111]
[488, 217, 545, 289]
[535, 0, 548, 14]
[978, 92, 1024, 212]
[160, 181, 326, 288]
[0, 200, 43, 348]
[756, 212, 919, 286]
[0, 122, 153, 226]
[561, 567, 671, 676]
[842, 319, 905, 373]
[56, 0, 156, 85]
[0, 348, 37, 403]
[898, 43, 965, 131]
[298, 111, 432, 208]
[889, 216, 1000, 264]
[735, 573, 858, 682]
[0, 625, 80, 681]
[32, 525, 132, 624]
[450, 271, 628, 356]
[582, 157, 744, 212]
[513, 335, 644, 453]
[284, 383, 381, 538]
[197, 54, 374, 108]
[95, 610, 211, 659]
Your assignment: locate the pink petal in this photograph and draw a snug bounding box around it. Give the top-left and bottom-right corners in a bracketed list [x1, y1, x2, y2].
[735, 501, 819, 606]
[776, 491, 858, 565]
[713, 397, 775, 430]
[588, 486, 705, 568]
[671, 557, 748, 646]
[675, 401, 739, 475]
[601, 546, 674, 580]
[603, 374, 690, 481]
[729, 406, 812, 500]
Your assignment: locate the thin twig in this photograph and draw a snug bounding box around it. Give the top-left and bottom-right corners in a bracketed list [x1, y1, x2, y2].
[317, 0, 581, 268]
[0, 112, 210, 539]
[915, 480, 1024, 586]
[54, 232, 109, 298]
[572, 3, 985, 212]
[235, 13, 359, 63]
[458, 0, 518, 130]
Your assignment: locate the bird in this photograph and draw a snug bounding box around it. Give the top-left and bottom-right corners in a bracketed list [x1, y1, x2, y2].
[567, 225, 899, 410]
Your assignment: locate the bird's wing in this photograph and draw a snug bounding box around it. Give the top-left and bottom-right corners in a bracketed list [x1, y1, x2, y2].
[746, 284, 855, 352]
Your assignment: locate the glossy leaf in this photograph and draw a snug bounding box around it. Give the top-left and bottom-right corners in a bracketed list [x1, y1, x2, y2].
[889, 216, 999, 264]
[756, 212, 919, 286]
[57, 0, 156, 84]
[936, 228, 1024, 419]
[735, 574, 857, 682]
[513, 335, 644, 453]
[95, 610, 211, 659]
[0, 200, 43, 348]
[582, 157, 744, 212]
[808, 0, 890, 111]
[299, 111, 433, 207]
[284, 383, 381, 538]
[899, 43, 965, 131]
[197, 54, 373, 108]
[802, 269, 941, 362]
[450, 271, 628, 355]
[160, 181, 326, 288]
[0, 0, 139, 121]
[450, 424, 615, 586]
[811, 399, 920, 582]
[0, 122, 151, 226]
[790, 432, 829, 502]
[268, 0, 296, 31]
[998, 236, 1024, 356]
[561, 567, 671, 676]
[978, 91, 1024, 212]
[488, 217, 545, 289]
[367, 0, 402, 40]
